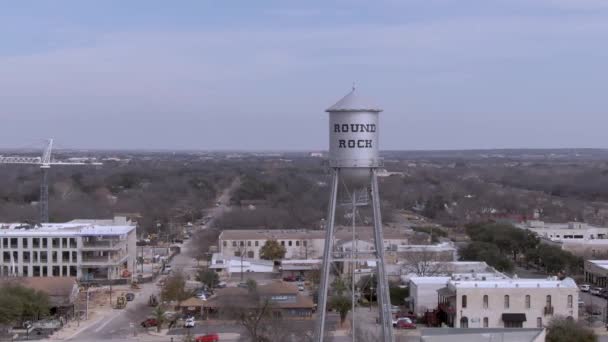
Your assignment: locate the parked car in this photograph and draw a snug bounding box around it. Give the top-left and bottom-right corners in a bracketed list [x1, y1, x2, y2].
[125, 293, 135, 301]
[196, 333, 220, 342]
[184, 317, 196, 328]
[283, 275, 296, 282]
[591, 287, 602, 296]
[580, 284, 591, 292]
[297, 284, 305, 292]
[196, 291, 210, 300]
[393, 317, 416, 329]
[600, 288, 608, 299]
[141, 318, 158, 328]
[237, 282, 249, 288]
[390, 305, 401, 314]
[295, 275, 305, 282]
[215, 281, 227, 288]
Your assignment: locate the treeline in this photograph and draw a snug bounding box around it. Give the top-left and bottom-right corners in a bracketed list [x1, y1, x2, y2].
[217, 168, 328, 229]
[0, 158, 238, 233]
[460, 222, 583, 275]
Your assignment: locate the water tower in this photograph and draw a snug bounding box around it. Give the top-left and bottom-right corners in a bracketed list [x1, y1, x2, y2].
[314, 87, 394, 341]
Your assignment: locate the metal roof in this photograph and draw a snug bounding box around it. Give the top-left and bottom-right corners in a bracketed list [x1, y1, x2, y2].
[326, 87, 382, 113]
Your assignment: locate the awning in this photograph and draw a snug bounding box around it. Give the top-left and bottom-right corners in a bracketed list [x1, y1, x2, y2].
[502, 313, 526, 322]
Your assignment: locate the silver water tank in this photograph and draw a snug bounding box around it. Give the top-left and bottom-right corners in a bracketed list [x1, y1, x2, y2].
[326, 88, 382, 188]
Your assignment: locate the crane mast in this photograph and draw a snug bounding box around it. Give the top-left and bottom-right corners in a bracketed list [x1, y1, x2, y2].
[0, 138, 102, 223]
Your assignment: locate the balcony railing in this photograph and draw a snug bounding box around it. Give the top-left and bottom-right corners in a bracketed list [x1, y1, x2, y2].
[81, 254, 128, 265]
[82, 240, 124, 250]
[544, 306, 554, 315]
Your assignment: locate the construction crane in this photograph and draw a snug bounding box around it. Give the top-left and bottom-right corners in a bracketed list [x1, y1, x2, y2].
[0, 139, 102, 223]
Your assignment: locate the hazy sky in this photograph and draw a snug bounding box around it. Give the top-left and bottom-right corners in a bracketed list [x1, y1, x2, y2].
[1, 0, 608, 151]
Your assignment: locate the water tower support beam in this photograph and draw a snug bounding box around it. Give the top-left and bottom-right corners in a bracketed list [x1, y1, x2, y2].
[371, 169, 394, 341]
[314, 168, 340, 341]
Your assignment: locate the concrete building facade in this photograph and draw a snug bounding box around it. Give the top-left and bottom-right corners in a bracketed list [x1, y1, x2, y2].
[0, 221, 136, 281]
[437, 277, 578, 329]
[218, 227, 410, 260]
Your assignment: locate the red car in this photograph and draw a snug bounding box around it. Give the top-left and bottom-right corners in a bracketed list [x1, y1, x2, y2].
[196, 333, 220, 342]
[394, 317, 416, 329]
[140, 318, 158, 328]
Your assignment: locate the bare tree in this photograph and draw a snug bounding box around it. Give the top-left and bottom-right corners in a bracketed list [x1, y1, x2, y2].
[399, 248, 447, 277]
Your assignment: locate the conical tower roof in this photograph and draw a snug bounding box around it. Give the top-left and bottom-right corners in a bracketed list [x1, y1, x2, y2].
[326, 87, 382, 113]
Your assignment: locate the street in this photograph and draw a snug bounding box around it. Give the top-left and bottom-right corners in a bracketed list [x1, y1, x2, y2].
[62, 179, 239, 341]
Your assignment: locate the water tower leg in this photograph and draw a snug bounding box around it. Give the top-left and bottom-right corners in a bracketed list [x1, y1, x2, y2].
[371, 169, 394, 342]
[314, 168, 340, 342]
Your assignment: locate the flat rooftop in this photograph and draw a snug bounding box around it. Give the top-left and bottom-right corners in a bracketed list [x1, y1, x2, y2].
[0, 222, 135, 237]
[588, 260, 608, 270]
[449, 276, 577, 289]
[219, 227, 408, 241]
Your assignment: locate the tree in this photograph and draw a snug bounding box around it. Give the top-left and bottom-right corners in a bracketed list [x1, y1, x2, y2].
[152, 306, 166, 333]
[330, 295, 351, 326]
[332, 277, 348, 296]
[259, 239, 286, 260]
[546, 316, 595, 342]
[161, 272, 190, 302]
[196, 268, 219, 289]
[0, 284, 50, 327]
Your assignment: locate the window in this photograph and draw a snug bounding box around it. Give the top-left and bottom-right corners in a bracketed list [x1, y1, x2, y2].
[62, 251, 70, 262]
[52, 251, 57, 263]
[303, 241, 307, 247]
[525, 295, 531, 309]
[483, 295, 488, 309]
[461, 295, 467, 308]
[69, 238, 76, 248]
[288, 241, 292, 247]
[281, 241, 285, 246]
[247, 241, 251, 247]
[10, 238, 18, 248]
[3, 252, 9, 262]
[33, 238, 40, 248]
[567, 295, 573, 309]
[504, 295, 510, 309]
[22, 238, 28, 248]
[296, 241, 300, 247]
[247, 251, 254, 258]
[537, 317, 542, 328]
[240, 241, 244, 247]
[22, 266, 29, 277]
[223, 241, 227, 247]
[52, 238, 59, 248]
[546, 295, 552, 307]
[483, 317, 488, 328]
[69, 266, 77, 276]
[62, 238, 67, 248]
[255, 241, 259, 247]
[42, 238, 47, 248]
[40, 251, 48, 262]
[2, 238, 6, 248]
[72, 251, 77, 262]
[232, 241, 237, 247]
[234, 251, 241, 257]
[23, 251, 30, 262]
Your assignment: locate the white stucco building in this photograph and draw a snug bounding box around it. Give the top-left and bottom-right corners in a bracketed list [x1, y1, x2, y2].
[218, 227, 409, 260]
[437, 277, 578, 329]
[516, 220, 608, 241]
[0, 220, 136, 281]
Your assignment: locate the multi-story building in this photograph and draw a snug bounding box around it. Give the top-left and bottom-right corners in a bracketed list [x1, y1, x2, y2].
[218, 227, 410, 260]
[0, 221, 136, 281]
[516, 220, 608, 241]
[516, 221, 608, 257]
[436, 277, 578, 329]
[584, 259, 608, 287]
